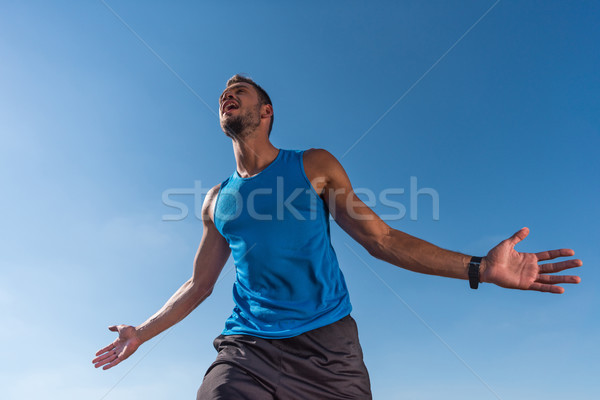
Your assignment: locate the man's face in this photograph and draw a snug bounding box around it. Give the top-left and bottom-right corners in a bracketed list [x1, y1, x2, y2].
[219, 83, 262, 138]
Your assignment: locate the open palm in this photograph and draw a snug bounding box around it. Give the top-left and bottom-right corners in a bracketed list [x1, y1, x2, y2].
[93, 325, 143, 370]
[481, 227, 582, 293]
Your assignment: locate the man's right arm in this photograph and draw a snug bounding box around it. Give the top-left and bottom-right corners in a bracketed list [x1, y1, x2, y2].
[135, 184, 230, 342]
[93, 184, 230, 370]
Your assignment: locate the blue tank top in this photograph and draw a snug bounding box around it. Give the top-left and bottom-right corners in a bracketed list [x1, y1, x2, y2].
[213, 149, 352, 338]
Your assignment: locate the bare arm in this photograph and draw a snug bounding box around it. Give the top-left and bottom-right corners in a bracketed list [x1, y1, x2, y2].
[303, 148, 581, 292]
[93, 184, 231, 370]
[135, 185, 230, 342]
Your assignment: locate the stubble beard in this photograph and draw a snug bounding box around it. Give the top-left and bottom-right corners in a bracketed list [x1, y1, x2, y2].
[221, 104, 261, 140]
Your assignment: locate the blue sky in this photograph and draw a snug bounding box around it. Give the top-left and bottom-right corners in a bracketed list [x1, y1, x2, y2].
[1, 1, 598, 399]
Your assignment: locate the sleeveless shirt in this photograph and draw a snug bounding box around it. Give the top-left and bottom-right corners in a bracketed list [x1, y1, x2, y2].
[213, 149, 352, 338]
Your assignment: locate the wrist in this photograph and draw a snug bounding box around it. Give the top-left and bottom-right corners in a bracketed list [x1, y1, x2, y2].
[134, 325, 150, 344]
[479, 256, 488, 283]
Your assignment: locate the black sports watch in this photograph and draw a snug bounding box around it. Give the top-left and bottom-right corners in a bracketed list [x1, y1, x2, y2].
[468, 256, 483, 289]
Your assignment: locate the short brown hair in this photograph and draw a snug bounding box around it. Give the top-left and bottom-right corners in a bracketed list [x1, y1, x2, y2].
[225, 74, 274, 136]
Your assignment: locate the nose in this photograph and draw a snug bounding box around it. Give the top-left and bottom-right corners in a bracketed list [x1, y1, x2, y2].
[221, 90, 235, 104]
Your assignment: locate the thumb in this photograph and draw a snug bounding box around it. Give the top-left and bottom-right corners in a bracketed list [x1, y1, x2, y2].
[108, 325, 118, 332]
[508, 227, 529, 246]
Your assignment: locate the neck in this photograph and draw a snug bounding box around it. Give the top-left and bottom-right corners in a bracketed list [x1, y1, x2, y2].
[231, 134, 279, 178]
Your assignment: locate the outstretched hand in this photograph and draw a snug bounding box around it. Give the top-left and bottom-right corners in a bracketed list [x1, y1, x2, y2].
[481, 227, 582, 293]
[93, 325, 143, 370]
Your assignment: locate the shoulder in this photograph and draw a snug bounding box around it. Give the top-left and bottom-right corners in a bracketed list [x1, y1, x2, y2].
[206, 183, 222, 200]
[201, 183, 222, 224]
[303, 148, 342, 170]
[302, 148, 350, 194]
[303, 147, 347, 175]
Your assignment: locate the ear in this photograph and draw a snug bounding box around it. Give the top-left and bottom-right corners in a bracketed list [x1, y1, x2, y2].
[260, 104, 273, 119]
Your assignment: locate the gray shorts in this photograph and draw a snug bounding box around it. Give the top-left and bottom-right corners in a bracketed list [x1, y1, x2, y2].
[197, 314, 372, 400]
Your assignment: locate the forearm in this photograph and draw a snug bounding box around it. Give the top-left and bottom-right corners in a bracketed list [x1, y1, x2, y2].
[371, 228, 475, 280]
[135, 279, 212, 343]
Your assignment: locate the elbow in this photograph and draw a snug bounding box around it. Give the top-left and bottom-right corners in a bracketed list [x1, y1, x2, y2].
[366, 241, 385, 260]
[190, 281, 214, 301]
[365, 228, 391, 260]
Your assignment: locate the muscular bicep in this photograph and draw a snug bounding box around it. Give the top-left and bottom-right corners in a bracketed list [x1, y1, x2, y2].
[191, 185, 231, 291]
[304, 149, 389, 254]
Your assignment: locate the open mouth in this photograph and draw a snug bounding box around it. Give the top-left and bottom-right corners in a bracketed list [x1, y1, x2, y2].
[222, 100, 239, 114]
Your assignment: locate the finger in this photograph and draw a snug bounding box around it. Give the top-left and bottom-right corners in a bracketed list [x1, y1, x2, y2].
[508, 227, 529, 246]
[539, 259, 582, 273]
[103, 355, 123, 370]
[94, 352, 118, 369]
[536, 249, 575, 261]
[528, 282, 565, 294]
[95, 342, 115, 356]
[92, 350, 117, 364]
[535, 274, 581, 285]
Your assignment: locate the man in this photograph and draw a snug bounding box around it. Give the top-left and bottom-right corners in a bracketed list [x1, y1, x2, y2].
[93, 75, 582, 399]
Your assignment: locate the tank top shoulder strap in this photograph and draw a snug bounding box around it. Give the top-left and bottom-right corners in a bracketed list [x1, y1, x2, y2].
[213, 173, 234, 231]
[280, 148, 304, 176]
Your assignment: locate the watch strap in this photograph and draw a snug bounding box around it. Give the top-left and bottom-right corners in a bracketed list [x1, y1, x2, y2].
[468, 256, 483, 289]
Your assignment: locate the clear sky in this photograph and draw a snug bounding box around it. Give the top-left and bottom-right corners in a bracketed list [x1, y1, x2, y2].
[1, 1, 598, 399]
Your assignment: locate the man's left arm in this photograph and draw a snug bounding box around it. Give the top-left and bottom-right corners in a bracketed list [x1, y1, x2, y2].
[303, 148, 582, 293]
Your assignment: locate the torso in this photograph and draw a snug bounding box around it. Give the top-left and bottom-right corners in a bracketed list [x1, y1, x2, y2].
[211, 148, 352, 338]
